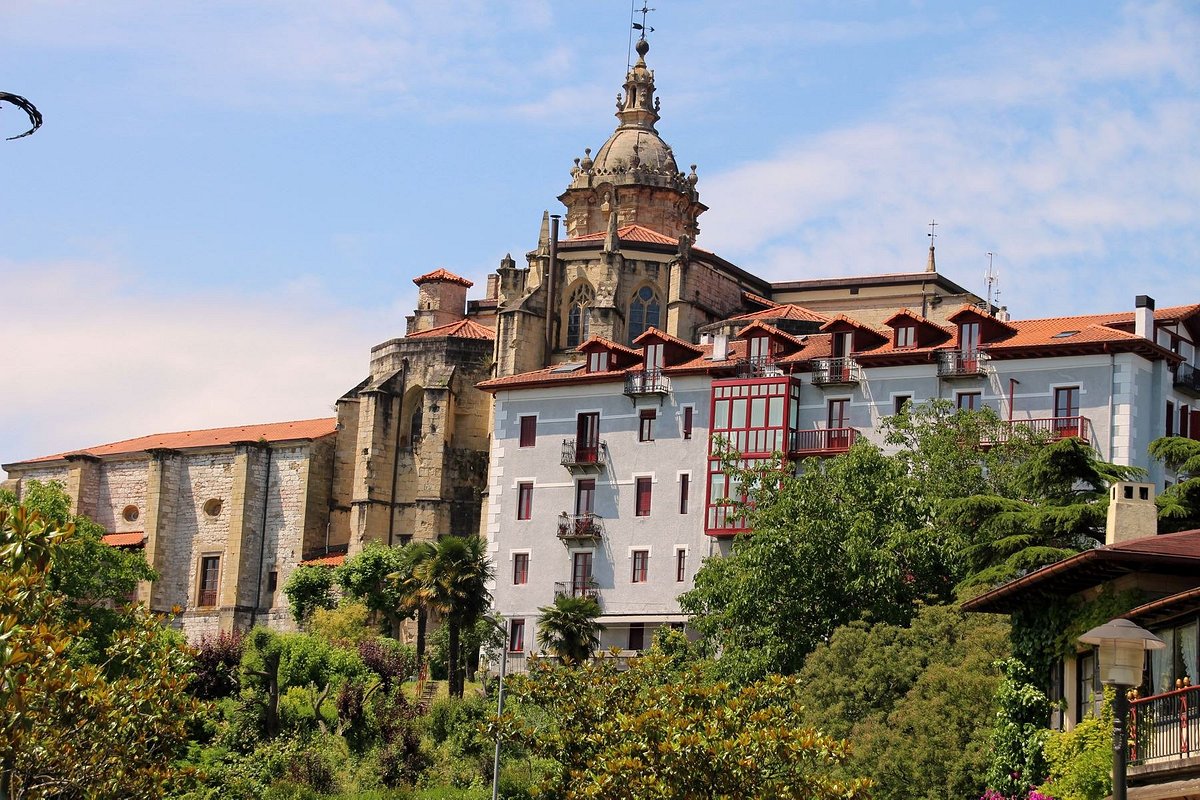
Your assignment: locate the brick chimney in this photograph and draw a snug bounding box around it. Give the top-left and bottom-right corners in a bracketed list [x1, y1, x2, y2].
[1135, 295, 1155, 341]
[1106, 481, 1157, 546]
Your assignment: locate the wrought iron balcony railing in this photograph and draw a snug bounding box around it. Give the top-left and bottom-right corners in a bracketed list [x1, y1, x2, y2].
[735, 356, 784, 378]
[810, 358, 861, 386]
[983, 416, 1093, 446]
[556, 512, 605, 542]
[789, 428, 859, 456]
[554, 579, 600, 601]
[624, 369, 671, 396]
[937, 349, 987, 377]
[560, 439, 606, 470]
[1129, 682, 1199, 766]
[1174, 362, 1200, 396]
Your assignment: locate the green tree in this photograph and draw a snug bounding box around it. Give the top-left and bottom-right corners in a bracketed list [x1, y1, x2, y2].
[336, 543, 410, 638]
[496, 652, 871, 799]
[0, 503, 200, 799]
[985, 658, 1052, 797]
[536, 594, 602, 664]
[2, 480, 156, 661]
[794, 604, 1011, 800]
[945, 438, 1141, 590]
[1149, 435, 1200, 532]
[414, 536, 492, 698]
[282, 564, 337, 626]
[681, 442, 950, 683]
[386, 539, 437, 666]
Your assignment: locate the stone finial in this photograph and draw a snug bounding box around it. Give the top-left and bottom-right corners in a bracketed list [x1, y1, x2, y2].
[580, 147, 593, 171]
[687, 164, 698, 186]
[537, 210, 550, 250]
[500, 253, 516, 270]
[603, 209, 620, 254]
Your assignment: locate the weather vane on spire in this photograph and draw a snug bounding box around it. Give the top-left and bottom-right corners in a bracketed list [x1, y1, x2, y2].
[632, 2, 655, 40]
[927, 219, 938, 245]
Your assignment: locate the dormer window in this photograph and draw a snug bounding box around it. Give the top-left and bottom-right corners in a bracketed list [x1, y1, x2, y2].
[959, 322, 981, 352]
[645, 342, 664, 371]
[748, 335, 772, 364]
[587, 351, 609, 373]
[832, 331, 853, 358]
[895, 325, 916, 349]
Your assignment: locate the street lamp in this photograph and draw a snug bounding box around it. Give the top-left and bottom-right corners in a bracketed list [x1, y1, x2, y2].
[483, 616, 509, 800]
[1078, 618, 1166, 800]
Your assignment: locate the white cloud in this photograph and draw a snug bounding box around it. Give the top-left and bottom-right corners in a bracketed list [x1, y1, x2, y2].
[699, 1, 1200, 318]
[0, 257, 408, 474]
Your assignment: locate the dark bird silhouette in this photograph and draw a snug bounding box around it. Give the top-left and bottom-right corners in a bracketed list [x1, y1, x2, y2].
[1, 92, 43, 140]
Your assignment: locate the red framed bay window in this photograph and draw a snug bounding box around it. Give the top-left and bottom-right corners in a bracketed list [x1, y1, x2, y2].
[516, 482, 533, 520]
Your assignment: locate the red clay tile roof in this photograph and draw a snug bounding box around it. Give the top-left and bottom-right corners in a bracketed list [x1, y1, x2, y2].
[575, 335, 642, 359]
[736, 320, 807, 349]
[413, 268, 473, 287]
[632, 327, 704, 354]
[567, 224, 677, 246]
[300, 553, 347, 567]
[881, 308, 952, 334]
[102, 531, 145, 548]
[741, 291, 778, 309]
[478, 363, 626, 392]
[406, 319, 496, 340]
[732, 304, 830, 324]
[9, 418, 338, 466]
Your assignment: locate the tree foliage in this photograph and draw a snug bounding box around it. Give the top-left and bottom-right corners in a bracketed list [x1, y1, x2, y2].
[1150, 435, 1200, 532]
[536, 594, 602, 664]
[985, 658, 1052, 797]
[1039, 688, 1113, 800]
[282, 565, 337, 626]
[681, 442, 952, 682]
[0, 501, 200, 799]
[413, 536, 491, 698]
[794, 604, 1011, 800]
[497, 652, 871, 799]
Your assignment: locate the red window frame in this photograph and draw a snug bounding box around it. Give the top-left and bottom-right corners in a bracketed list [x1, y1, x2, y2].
[575, 479, 596, 515]
[957, 392, 981, 411]
[519, 416, 536, 447]
[682, 406, 693, 439]
[635, 477, 652, 517]
[1055, 386, 1080, 419]
[675, 549, 686, 582]
[679, 473, 689, 515]
[639, 409, 656, 442]
[516, 482, 533, 520]
[509, 619, 525, 653]
[512, 553, 528, 585]
[631, 550, 649, 583]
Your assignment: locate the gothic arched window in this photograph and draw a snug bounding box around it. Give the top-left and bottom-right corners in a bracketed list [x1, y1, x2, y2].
[628, 285, 661, 344]
[565, 283, 594, 349]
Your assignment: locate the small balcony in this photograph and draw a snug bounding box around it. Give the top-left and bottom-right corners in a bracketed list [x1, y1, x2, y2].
[1174, 362, 1200, 397]
[556, 512, 605, 543]
[736, 357, 784, 379]
[789, 428, 859, 457]
[985, 416, 1093, 445]
[561, 439, 607, 471]
[624, 369, 671, 396]
[1129, 683, 1200, 775]
[937, 349, 987, 378]
[811, 358, 861, 387]
[554, 579, 600, 601]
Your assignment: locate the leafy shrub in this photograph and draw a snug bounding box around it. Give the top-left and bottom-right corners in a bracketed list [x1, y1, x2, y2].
[360, 637, 417, 691]
[191, 630, 245, 699]
[283, 566, 337, 625]
[1040, 688, 1113, 800]
[986, 659, 1052, 796]
[310, 600, 373, 644]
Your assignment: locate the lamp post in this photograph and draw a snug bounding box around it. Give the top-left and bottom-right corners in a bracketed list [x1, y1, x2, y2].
[484, 616, 509, 800]
[1078, 618, 1166, 800]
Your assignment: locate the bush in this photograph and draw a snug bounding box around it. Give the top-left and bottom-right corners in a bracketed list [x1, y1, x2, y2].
[310, 601, 373, 644]
[1040, 688, 1113, 800]
[191, 630, 245, 699]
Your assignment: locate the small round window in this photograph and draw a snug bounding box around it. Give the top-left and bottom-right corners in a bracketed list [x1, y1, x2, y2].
[203, 498, 223, 517]
[122, 505, 140, 522]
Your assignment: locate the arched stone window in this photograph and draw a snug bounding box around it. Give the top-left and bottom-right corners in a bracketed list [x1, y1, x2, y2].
[628, 285, 661, 344]
[565, 283, 594, 349]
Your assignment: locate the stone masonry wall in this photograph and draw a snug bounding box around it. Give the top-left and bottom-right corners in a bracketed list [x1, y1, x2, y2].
[92, 458, 150, 533]
[168, 451, 235, 638]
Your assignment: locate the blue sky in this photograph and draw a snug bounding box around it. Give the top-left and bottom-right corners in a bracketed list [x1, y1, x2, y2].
[2, 1, 1198, 471]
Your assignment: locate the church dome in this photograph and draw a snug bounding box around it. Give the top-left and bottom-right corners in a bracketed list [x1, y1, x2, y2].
[591, 128, 678, 175]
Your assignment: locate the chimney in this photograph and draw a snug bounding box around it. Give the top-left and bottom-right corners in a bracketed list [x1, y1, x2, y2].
[486, 274, 498, 300]
[712, 333, 728, 362]
[1135, 295, 1155, 341]
[1106, 481, 1157, 546]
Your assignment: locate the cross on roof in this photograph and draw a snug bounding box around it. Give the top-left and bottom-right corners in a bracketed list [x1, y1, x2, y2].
[928, 219, 938, 244]
[633, 1, 655, 40]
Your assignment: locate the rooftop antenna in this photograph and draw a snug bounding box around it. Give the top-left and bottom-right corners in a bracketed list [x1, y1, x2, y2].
[628, 1, 655, 69]
[985, 252, 1000, 312]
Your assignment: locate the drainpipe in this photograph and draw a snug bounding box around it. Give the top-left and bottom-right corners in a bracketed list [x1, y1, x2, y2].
[249, 443, 273, 629]
[387, 359, 410, 547]
[1007, 378, 1019, 422]
[543, 215, 560, 368]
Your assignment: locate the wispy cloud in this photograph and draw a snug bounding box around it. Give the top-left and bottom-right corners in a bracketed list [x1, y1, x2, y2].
[699, 1, 1200, 317]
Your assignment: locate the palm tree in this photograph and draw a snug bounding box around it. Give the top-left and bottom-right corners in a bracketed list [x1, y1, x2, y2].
[414, 535, 492, 698]
[389, 540, 437, 668]
[536, 594, 602, 665]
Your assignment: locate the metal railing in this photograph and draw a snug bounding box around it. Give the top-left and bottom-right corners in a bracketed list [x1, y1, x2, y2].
[810, 358, 861, 386]
[1130, 683, 1199, 765]
[735, 357, 784, 378]
[937, 349, 986, 377]
[985, 416, 1093, 445]
[560, 439, 606, 468]
[554, 579, 600, 601]
[1174, 362, 1200, 394]
[624, 369, 671, 395]
[556, 513, 605, 542]
[789, 428, 859, 456]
